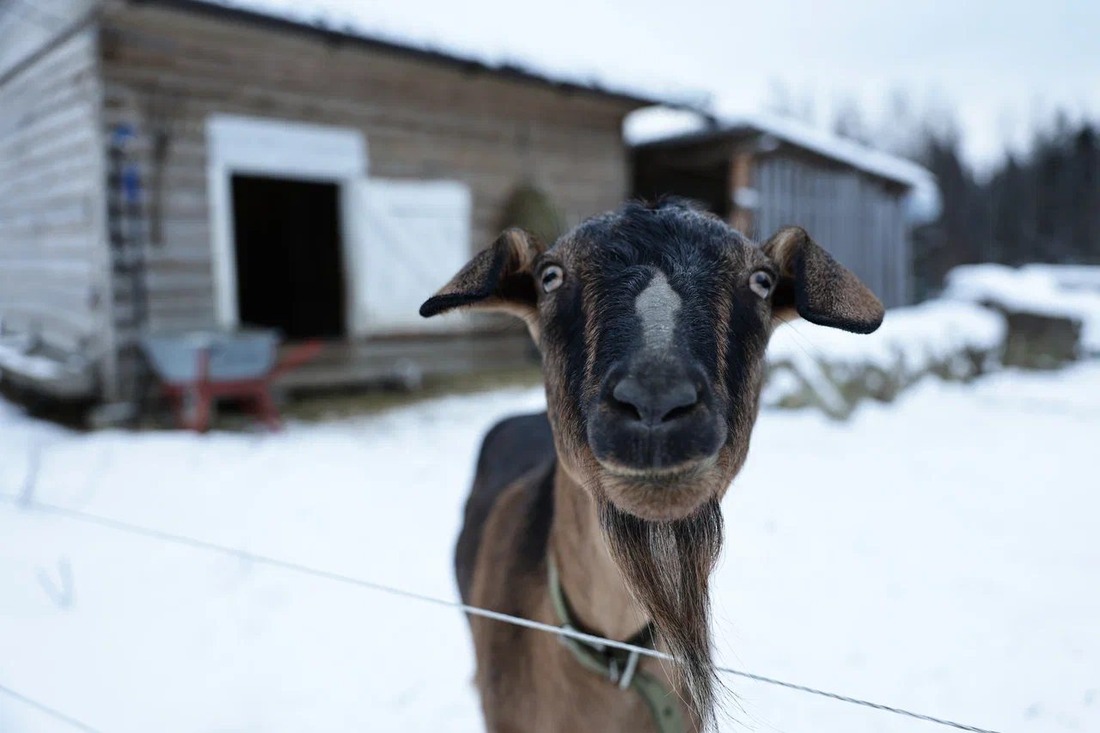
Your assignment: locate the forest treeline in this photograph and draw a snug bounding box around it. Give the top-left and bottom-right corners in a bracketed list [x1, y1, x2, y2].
[914, 118, 1100, 298]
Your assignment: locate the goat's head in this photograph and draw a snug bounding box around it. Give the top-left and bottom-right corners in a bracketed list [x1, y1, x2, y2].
[421, 200, 883, 722]
[423, 201, 883, 518]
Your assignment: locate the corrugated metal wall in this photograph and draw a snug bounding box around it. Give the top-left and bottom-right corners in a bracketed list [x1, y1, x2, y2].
[752, 156, 910, 308]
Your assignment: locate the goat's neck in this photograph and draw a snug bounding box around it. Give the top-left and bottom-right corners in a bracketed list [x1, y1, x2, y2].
[548, 467, 648, 640]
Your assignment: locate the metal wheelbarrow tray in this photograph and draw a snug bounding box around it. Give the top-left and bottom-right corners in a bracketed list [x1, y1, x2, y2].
[141, 330, 321, 432]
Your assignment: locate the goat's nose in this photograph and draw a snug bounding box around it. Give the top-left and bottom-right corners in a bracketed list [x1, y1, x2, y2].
[611, 375, 699, 426]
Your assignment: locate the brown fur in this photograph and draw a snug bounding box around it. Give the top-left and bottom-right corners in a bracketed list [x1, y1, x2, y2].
[763, 227, 885, 334]
[423, 204, 885, 731]
[601, 497, 724, 724]
[469, 468, 697, 732]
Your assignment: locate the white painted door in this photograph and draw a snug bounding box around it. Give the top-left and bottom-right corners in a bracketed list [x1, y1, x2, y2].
[349, 179, 473, 336]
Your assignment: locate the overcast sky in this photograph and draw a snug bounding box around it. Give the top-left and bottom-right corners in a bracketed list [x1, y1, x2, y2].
[234, 0, 1100, 167]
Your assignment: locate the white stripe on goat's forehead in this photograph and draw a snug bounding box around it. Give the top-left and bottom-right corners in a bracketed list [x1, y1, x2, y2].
[634, 271, 682, 351]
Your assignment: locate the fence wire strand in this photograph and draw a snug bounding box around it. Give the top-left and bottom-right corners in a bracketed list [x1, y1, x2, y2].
[1, 494, 1002, 733]
[0, 682, 105, 733]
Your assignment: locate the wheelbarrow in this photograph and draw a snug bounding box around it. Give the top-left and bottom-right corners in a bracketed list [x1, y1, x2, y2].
[140, 330, 322, 432]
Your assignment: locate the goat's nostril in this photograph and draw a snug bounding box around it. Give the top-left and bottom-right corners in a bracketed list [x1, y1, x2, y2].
[660, 382, 701, 421]
[609, 391, 644, 422]
[610, 376, 699, 426]
[662, 401, 696, 423]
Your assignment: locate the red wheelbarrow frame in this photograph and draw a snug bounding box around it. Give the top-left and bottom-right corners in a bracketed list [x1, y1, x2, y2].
[159, 340, 322, 432]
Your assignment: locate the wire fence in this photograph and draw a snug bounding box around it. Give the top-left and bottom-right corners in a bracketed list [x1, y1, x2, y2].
[0, 682, 104, 733]
[0, 494, 1003, 733]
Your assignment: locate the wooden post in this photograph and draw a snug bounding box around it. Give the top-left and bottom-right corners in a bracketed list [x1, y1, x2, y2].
[729, 152, 755, 234]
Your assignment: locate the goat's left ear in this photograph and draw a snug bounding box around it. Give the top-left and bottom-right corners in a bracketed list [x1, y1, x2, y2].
[419, 228, 544, 321]
[763, 227, 885, 334]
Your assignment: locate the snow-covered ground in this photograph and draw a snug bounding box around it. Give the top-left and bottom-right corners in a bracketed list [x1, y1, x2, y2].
[2, 366, 1099, 733]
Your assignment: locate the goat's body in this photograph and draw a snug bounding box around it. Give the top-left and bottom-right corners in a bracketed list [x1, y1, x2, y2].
[457, 412, 678, 732]
[431, 204, 885, 729]
[455, 412, 555, 605]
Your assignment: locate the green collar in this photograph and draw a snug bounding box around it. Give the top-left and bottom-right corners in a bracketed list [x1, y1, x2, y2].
[547, 556, 688, 733]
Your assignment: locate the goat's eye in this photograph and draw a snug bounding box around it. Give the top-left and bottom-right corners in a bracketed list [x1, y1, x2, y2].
[749, 270, 774, 299]
[540, 265, 564, 293]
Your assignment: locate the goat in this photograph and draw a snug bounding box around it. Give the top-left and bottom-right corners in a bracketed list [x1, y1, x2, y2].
[420, 200, 884, 731]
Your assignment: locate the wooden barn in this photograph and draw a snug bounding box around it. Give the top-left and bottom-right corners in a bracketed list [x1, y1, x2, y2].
[631, 113, 938, 309]
[0, 0, 681, 406]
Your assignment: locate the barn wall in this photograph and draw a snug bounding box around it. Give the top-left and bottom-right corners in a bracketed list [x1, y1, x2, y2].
[98, 2, 636, 336]
[0, 19, 112, 379]
[753, 154, 911, 308]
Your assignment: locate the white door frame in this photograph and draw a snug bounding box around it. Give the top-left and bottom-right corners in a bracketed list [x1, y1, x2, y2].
[206, 114, 368, 331]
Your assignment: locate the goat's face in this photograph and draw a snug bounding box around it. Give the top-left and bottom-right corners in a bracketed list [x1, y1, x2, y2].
[422, 201, 884, 521]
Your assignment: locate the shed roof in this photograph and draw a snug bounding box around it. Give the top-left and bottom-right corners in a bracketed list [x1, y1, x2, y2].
[133, 0, 705, 110]
[628, 108, 934, 190]
[628, 107, 941, 222]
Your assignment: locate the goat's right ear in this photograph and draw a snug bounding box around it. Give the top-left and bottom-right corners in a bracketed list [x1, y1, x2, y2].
[419, 228, 544, 321]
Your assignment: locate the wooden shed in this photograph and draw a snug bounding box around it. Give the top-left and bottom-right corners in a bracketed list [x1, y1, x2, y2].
[631, 113, 938, 309]
[0, 0, 675, 405]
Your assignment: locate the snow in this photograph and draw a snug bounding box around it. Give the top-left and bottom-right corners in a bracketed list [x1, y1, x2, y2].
[764, 301, 1006, 413]
[2, 365, 1099, 732]
[190, 0, 707, 108]
[1020, 264, 1100, 294]
[945, 264, 1100, 354]
[769, 300, 1005, 374]
[0, 337, 66, 381]
[626, 108, 932, 189]
[624, 107, 942, 224]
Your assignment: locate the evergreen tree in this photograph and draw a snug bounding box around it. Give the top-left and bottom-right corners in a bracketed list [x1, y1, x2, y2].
[913, 112, 1100, 294]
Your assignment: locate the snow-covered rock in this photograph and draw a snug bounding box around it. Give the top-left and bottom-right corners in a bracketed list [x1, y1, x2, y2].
[944, 264, 1100, 360]
[1021, 264, 1100, 294]
[765, 301, 1006, 418]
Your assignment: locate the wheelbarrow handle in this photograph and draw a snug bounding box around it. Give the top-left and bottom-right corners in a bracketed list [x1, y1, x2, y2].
[271, 339, 324, 380]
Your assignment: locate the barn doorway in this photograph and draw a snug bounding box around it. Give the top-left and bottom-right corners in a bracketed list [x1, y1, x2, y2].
[632, 146, 731, 220]
[231, 174, 346, 339]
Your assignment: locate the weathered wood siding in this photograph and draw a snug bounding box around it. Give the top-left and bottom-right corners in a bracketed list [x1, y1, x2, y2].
[0, 11, 111, 370]
[98, 2, 635, 337]
[0, 0, 97, 79]
[753, 154, 911, 308]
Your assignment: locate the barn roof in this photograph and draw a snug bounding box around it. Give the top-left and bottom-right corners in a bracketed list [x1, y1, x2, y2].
[133, 0, 706, 110]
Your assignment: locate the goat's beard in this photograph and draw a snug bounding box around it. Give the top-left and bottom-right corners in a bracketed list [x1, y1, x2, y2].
[599, 497, 724, 729]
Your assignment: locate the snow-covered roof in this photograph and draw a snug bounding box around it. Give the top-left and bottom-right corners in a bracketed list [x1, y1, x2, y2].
[159, 0, 707, 109]
[626, 107, 941, 222]
[628, 108, 933, 187]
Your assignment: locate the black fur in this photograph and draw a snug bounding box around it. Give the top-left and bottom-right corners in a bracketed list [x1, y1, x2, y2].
[454, 412, 555, 604]
[564, 203, 760, 472]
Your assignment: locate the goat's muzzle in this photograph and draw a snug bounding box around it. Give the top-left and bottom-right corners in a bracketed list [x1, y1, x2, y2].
[588, 358, 726, 497]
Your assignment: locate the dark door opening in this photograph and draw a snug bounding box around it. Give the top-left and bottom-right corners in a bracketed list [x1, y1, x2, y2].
[632, 148, 731, 220]
[231, 174, 346, 339]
